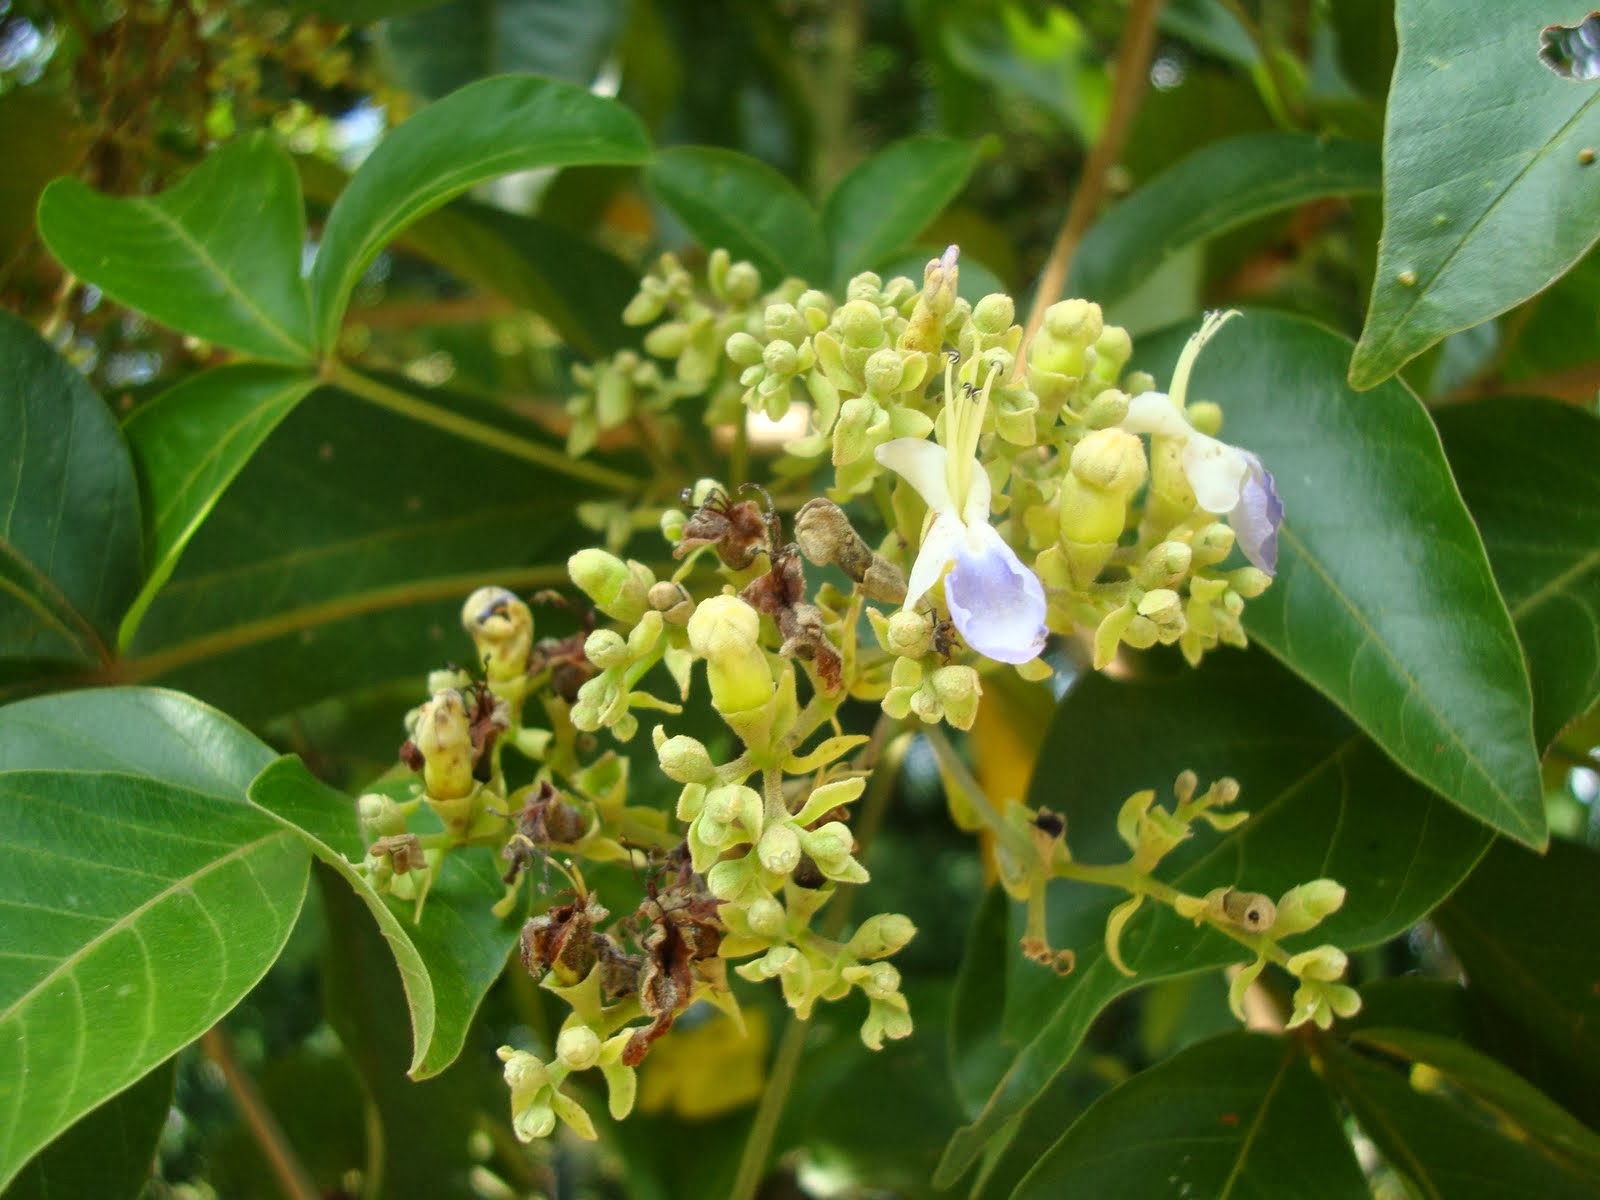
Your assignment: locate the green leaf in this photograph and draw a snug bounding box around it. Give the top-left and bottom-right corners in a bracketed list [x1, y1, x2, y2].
[37, 134, 315, 364]
[646, 147, 828, 287]
[1071, 133, 1380, 304]
[1136, 311, 1544, 846]
[1347, 1027, 1600, 1175]
[935, 651, 1491, 1187]
[949, 886, 1013, 1118]
[249, 756, 518, 1077]
[309, 75, 651, 349]
[1349, 0, 1600, 388]
[1435, 399, 1600, 748]
[822, 135, 979, 288]
[315, 863, 484, 1200]
[119, 365, 318, 650]
[1433, 837, 1600, 1083]
[0, 690, 309, 1191]
[110, 380, 589, 724]
[0, 312, 142, 670]
[5, 1057, 176, 1200]
[1325, 1041, 1600, 1198]
[1013, 1033, 1367, 1199]
[380, 0, 626, 99]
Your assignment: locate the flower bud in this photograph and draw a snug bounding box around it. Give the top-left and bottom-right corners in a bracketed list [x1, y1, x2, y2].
[1186, 400, 1223, 436]
[556, 1025, 602, 1071]
[647, 579, 694, 624]
[568, 549, 651, 623]
[660, 508, 686, 544]
[688, 595, 774, 714]
[930, 665, 981, 730]
[880, 609, 931, 658]
[757, 822, 803, 875]
[1274, 880, 1347, 936]
[726, 331, 764, 367]
[1136, 541, 1192, 590]
[800, 821, 854, 866]
[644, 322, 689, 360]
[462, 586, 534, 682]
[655, 732, 716, 784]
[1287, 944, 1348, 982]
[746, 894, 787, 940]
[763, 338, 800, 376]
[851, 961, 902, 1000]
[583, 628, 629, 670]
[1192, 522, 1236, 567]
[1070, 428, 1148, 495]
[358, 793, 406, 837]
[1081, 387, 1130, 429]
[415, 689, 474, 801]
[724, 260, 761, 302]
[1227, 567, 1272, 599]
[994, 386, 1040, 446]
[847, 913, 916, 960]
[704, 783, 760, 831]
[973, 293, 1015, 335]
[1091, 324, 1133, 382]
[1136, 588, 1184, 630]
[836, 299, 886, 348]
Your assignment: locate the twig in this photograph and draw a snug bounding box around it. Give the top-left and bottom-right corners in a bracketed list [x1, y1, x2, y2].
[1019, 0, 1168, 362]
[201, 1025, 321, 1200]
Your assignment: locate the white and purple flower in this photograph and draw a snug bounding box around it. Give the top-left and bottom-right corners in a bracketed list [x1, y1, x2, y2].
[875, 351, 1048, 665]
[1122, 310, 1283, 574]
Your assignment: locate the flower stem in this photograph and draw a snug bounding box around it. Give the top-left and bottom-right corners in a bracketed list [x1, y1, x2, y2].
[328, 363, 640, 493]
[201, 1024, 320, 1200]
[1019, 0, 1167, 361]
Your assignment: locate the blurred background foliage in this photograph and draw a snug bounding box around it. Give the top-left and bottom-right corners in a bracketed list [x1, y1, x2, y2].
[2, 1, 1598, 1197]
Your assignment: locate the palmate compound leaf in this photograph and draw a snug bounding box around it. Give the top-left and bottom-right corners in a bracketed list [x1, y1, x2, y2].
[248, 756, 519, 1078]
[1434, 398, 1600, 748]
[0, 688, 308, 1192]
[309, 74, 651, 350]
[0, 312, 141, 673]
[933, 650, 1493, 1188]
[37, 134, 316, 365]
[1013, 1033, 1367, 1199]
[1135, 311, 1545, 847]
[1348, 0, 1600, 388]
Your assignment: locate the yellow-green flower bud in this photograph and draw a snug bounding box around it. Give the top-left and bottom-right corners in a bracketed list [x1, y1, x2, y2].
[763, 339, 801, 376]
[836, 299, 886, 348]
[930, 665, 981, 730]
[1137, 541, 1193, 590]
[1186, 400, 1223, 436]
[462, 586, 534, 682]
[1091, 324, 1133, 383]
[584, 628, 629, 670]
[724, 260, 761, 302]
[851, 961, 902, 1001]
[1031, 299, 1102, 377]
[800, 821, 856, 868]
[1137, 588, 1184, 631]
[885, 609, 934, 658]
[726, 330, 764, 367]
[1070, 428, 1148, 494]
[556, 1025, 602, 1071]
[415, 689, 474, 801]
[757, 822, 802, 875]
[705, 783, 762, 833]
[847, 913, 916, 960]
[655, 731, 716, 784]
[995, 386, 1040, 445]
[644, 322, 689, 359]
[568, 549, 651, 623]
[746, 894, 787, 940]
[660, 508, 686, 544]
[688, 595, 774, 714]
[1081, 386, 1130, 429]
[647, 579, 694, 624]
[1192, 522, 1236, 567]
[1287, 944, 1348, 982]
[358, 793, 406, 837]
[973, 293, 1015, 335]
[864, 347, 907, 394]
[1227, 567, 1272, 599]
[1274, 879, 1347, 937]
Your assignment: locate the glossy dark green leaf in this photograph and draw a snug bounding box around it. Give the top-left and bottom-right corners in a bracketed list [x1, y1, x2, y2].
[1436, 399, 1600, 748]
[0, 312, 141, 670]
[1014, 1033, 1366, 1199]
[111, 381, 590, 724]
[1434, 837, 1600, 1083]
[646, 147, 828, 287]
[0, 689, 308, 1191]
[37, 134, 316, 364]
[119, 365, 318, 650]
[250, 756, 518, 1077]
[1348, 1027, 1600, 1174]
[316, 863, 483, 1200]
[380, 0, 626, 99]
[935, 651, 1491, 1187]
[1349, 0, 1600, 388]
[822, 135, 979, 288]
[1325, 1041, 1600, 1198]
[1072, 134, 1380, 304]
[310, 75, 651, 348]
[1136, 312, 1544, 846]
[5, 1057, 175, 1200]
[949, 885, 1013, 1119]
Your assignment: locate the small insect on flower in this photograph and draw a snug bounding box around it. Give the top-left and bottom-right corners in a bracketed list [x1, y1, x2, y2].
[675, 483, 778, 569]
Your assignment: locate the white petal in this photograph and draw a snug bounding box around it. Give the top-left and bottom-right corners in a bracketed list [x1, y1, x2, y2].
[1182, 433, 1249, 513]
[1121, 391, 1193, 438]
[961, 456, 993, 529]
[875, 438, 953, 514]
[904, 512, 966, 609]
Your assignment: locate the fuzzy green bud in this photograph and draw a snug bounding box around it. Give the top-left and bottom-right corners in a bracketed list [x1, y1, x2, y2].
[688, 595, 774, 714]
[1187, 400, 1223, 437]
[1274, 881, 1347, 937]
[763, 339, 800, 376]
[724, 260, 761, 302]
[726, 330, 764, 367]
[746, 894, 787, 940]
[654, 730, 716, 784]
[836, 299, 886, 348]
[568, 549, 651, 623]
[757, 822, 803, 875]
[1287, 944, 1348, 982]
[884, 609, 934, 659]
[846, 913, 917, 960]
[556, 1025, 602, 1071]
[1192, 523, 1236, 567]
[864, 347, 907, 394]
[1228, 567, 1272, 599]
[583, 628, 629, 670]
[930, 665, 981, 730]
[357, 793, 406, 837]
[705, 783, 762, 833]
[1136, 541, 1193, 590]
[1081, 387, 1130, 429]
[1070, 428, 1148, 494]
[1137, 588, 1184, 630]
[973, 293, 1015, 335]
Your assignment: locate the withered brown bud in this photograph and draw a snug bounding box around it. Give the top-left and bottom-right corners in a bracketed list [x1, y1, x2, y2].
[675, 487, 774, 569]
[370, 833, 426, 874]
[519, 892, 610, 986]
[793, 499, 906, 604]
